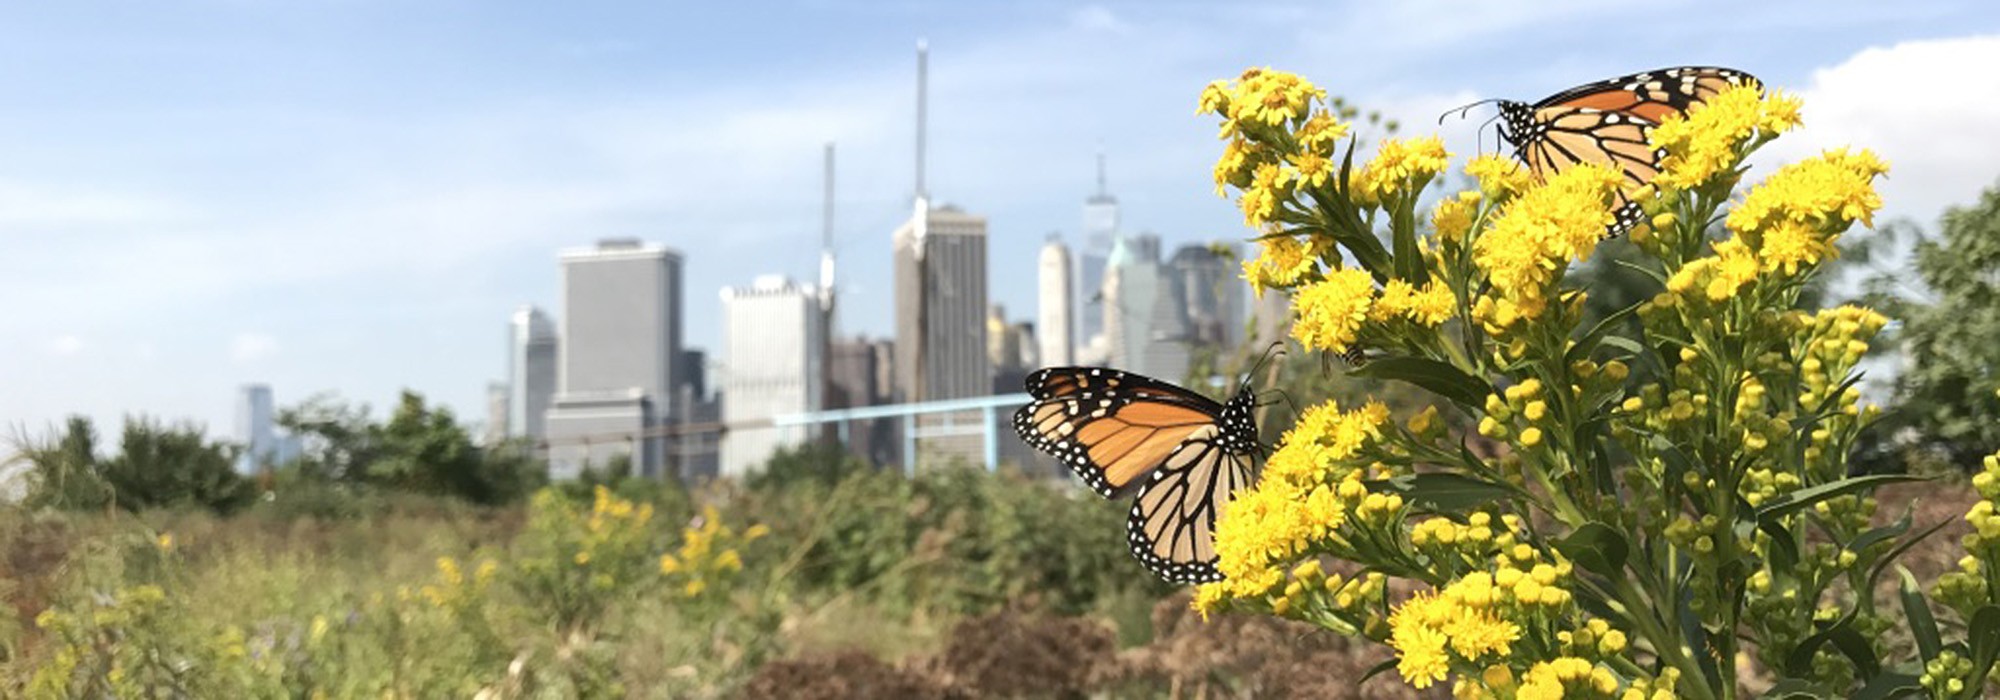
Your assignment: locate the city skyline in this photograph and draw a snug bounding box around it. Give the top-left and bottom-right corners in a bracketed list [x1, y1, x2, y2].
[6, 2, 1998, 442]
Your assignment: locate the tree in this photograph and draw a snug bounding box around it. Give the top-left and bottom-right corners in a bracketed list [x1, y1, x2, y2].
[371, 391, 540, 504]
[1867, 181, 2000, 470]
[277, 393, 382, 482]
[100, 417, 253, 513]
[13, 416, 113, 510]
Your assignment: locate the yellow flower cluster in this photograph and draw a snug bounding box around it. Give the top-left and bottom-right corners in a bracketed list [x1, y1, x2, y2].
[1664, 237, 1761, 302]
[1241, 234, 1322, 297]
[1202, 67, 1327, 131]
[1391, 551, 1578, 690]
[1353, 136, 1451, 203]
[1650, 83, 1802, 189]
[1465, 154, 1532, 197]
[1206, 399, 1389, 600]
[1796, 305, 1887, 415]
[1291, 267, 1376, 353]
[1390, 578, 1524, 688]
[419, 555, 499, 611]
[1937, 450, 2000, 621]
[660, 504, 769, 599]
[1472, 163, 1623, 319]
[1515, 656, 1623, 699]
[1371, 279, 1456, 326]
[1726, 148, 1889, 274]
[1432, 191, 1481, 243]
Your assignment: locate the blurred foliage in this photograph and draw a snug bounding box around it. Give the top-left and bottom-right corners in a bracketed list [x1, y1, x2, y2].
[1857, 182, 2000, 472]
[0, 440, 1184, 697]
[11, 416, 251, 513]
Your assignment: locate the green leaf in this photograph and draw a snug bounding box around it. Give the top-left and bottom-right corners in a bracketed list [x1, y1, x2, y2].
[1852, 670, 1926, 700]
[1759, 678, 1824, 699]
[1553, 523, 1628, 579]
[1786, 609, 1860, 677]
[1759, 518, 1800, 572]
[1566, 299, 1644, 365]
[1390, 193, 1427, 285]
[1899, 566, 1942, 663]
[1827, 622, 1881, 680]
[1359, 656, 1399, 685]
[1350, 356, 1491, 410]
[1364, 472, 1519, 512]
[1964, 606, 2000, 700]
[1754, 474, 1928, 522]
[1847, 511, 1914, 556]
[1597, 335, 1647, 358]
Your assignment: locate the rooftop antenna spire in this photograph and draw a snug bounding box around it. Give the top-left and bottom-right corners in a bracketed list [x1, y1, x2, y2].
[914, 39, 929, 203]
[820, 142, 836, 315]
[1096, 147, 1107, 198]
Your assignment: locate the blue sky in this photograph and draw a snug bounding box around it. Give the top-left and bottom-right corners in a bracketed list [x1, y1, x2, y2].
[4, 0, 1998, 443]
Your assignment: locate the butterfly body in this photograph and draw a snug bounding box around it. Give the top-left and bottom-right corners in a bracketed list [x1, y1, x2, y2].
[1013, 367, 1259, 584]
[1493, 66, 1757, 237]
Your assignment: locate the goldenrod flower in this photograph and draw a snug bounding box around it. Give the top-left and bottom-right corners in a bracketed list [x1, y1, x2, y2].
[1651, 82, 1795, 189]
[1241, 234, 1319, 297]
[1210, 400, 1387, 599]
[1432, 191, 1480, 243]
[1472, 163, 1621, 315]
[1225, 67, 1325, 128]
[1291, 267, 1375, 353]
[1239, 162, 1296, 227]
[1296, 111, 1351, 154]
[1466, 154, 1531, 196]
[1354, 136, 1451, 202]
[1726, 147, 1888, 274]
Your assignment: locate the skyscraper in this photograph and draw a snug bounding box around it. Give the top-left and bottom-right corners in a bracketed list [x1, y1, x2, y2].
[893, 202, 991, 402]
[1077, 152, 1120, 355]
[719, 275, 825, 478]
[484, 381, 510, 447]
[1037, 235, 1074, 366]
[894, 40, 990, 404]
[1103, 236, 1191, 381]
[544, 238, 685, 479]
[507, 305, 558, 441]
[234, 383, 275, 475]
[1168, 243, 1248, 351]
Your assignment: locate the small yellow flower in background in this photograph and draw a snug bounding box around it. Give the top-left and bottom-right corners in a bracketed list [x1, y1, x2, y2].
[155, 533, 174, 551]
[1291, 267, 1376, 353]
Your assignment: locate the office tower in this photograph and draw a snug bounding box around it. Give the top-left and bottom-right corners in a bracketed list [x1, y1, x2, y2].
[1037, 235, 1074, 366]
[234, 384, 275, 475]
[1168, 243, 1248, 350]
[1078, 152, 1120, 351]
[678, 349, 708, 403]
[543, 238, 685, 479]
[484, 381, 510, 447]
[507, 305, 558, 441]
[719, 276, 826, 478]
[1102, 237, 1192, 381]
[893, 40, 990, 403]
[894, 203, 991, 402]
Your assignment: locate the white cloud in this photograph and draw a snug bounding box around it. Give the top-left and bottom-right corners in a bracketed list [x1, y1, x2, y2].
[229, 332, 279, 363]
[45, 334, 83, 357]
[1763, 34, 2000, 221]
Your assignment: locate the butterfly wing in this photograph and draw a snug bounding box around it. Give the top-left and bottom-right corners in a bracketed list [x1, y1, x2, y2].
[1013, 367, 1225, 499]
[1125, 425, 1256, 583]
[1501, 66, 1758, 237]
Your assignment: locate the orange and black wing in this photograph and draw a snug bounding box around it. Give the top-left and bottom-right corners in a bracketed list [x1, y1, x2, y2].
[1125, 425, 1256, 583]
[1498, 67, 1758, 236]
[1013, 367, 1225, 499]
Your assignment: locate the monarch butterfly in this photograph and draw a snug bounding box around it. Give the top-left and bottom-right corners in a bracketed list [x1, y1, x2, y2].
[1012, 367, 1260, 584]
[1491, 66, 1758, 236]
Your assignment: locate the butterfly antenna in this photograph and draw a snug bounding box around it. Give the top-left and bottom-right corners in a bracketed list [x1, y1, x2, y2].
[1437, 97, 1504, 126]
[1245, 341, 1286, 390]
